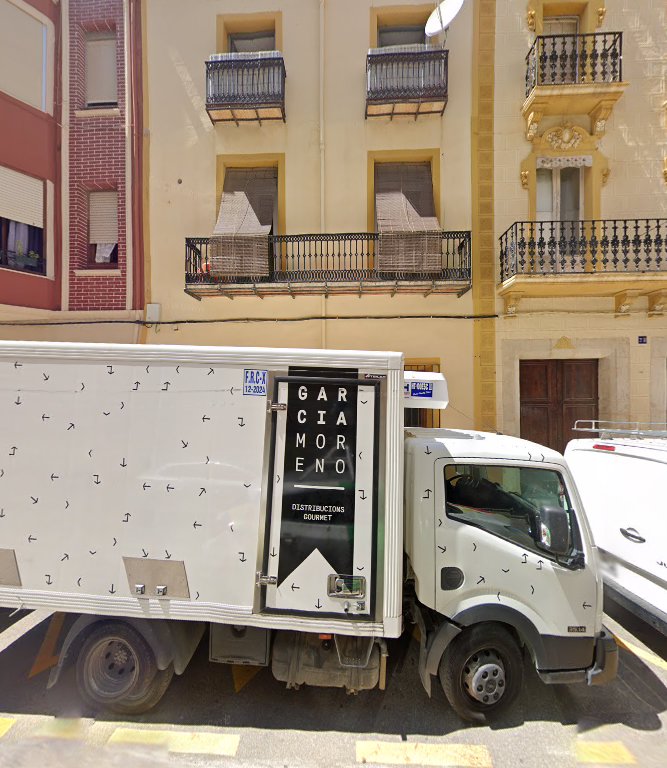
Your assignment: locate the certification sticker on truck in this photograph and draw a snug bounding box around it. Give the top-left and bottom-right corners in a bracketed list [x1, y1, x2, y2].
[243, 369, 268, 396]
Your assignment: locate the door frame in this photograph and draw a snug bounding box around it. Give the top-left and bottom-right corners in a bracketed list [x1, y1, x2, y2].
[499, 337, 632, 443]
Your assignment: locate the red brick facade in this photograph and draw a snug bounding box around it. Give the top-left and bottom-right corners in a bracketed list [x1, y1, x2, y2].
[68, 0, 128, 310]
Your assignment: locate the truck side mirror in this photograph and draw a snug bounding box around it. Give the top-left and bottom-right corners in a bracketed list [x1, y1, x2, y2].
[534, 506, 571, 557]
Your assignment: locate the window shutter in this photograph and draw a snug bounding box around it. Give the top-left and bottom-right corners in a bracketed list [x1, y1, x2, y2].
[375, 163, 439, 232]
[86, 35, 117, 105]
[0, 165, 44, 228]
[89, 191, 118, 243]
[209, 167, 277, 278]
[374, 163, 441, 273]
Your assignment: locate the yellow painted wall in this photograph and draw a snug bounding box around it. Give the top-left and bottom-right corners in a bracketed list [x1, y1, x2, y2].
[143, 0, 477, 429]
[494, 1, 667, 436]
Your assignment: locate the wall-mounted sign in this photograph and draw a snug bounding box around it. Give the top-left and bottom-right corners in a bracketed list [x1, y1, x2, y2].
[638, 336, 648, 345]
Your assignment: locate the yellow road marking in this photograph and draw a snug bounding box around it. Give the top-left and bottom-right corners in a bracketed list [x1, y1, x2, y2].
[232, 664, 262, 693]
[614, 636, 667, 672]
[29, 612, 66, 678]
[108, 728, 240, 756]
[0, 718, 15, 738]
[576, 741, 636, 764]
[36, 717, 85, 740]
[356, 741, 492, 767]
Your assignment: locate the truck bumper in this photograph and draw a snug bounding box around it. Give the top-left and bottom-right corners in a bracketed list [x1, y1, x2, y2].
[537, 627, 618, 686]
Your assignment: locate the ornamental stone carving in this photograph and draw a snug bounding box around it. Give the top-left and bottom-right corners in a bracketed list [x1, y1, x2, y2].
[544, 125, 582, 151]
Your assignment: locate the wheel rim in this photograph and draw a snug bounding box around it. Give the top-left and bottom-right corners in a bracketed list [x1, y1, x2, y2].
[462, 648, 506, 706]
[84, 636, 140, 701]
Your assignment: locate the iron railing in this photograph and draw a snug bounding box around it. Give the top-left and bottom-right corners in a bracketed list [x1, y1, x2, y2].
[186, 231, 471, 285]
[366, 47, 448, 106]
[525, 32, 622, 96]
[499, 219, 667, 282]
[206, 53, 286, 116]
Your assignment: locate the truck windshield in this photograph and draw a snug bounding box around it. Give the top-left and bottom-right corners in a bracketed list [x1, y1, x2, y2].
[444, 464, 577, 558]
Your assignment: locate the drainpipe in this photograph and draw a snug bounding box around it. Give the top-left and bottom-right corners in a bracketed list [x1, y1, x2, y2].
[319, 0, 327, 348]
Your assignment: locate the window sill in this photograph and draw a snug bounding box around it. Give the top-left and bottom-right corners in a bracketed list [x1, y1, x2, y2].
[75, 107, 121, 118]
[74, 268, 122, 277]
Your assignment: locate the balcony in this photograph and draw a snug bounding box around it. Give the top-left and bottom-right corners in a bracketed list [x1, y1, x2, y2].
[185, 231, 470, 298]
[205, 52, 286, 124]
[522, 32, 627, 139]
[365, 46, 448, 119]
[498, 219, 667, 312]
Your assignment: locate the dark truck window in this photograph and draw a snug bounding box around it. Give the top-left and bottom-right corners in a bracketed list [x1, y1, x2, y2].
[443, 464, 577, 560]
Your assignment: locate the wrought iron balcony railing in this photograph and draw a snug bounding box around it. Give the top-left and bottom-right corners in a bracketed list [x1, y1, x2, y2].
[366, 46, 448, 117]
[499, 219, 666, 282]
[206, 52, 286, 122]
[525, 32, 622, 96]
[186, 231, 470, 287]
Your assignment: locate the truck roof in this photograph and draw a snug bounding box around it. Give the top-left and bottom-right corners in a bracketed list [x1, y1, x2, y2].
[405, 428, 566, 465]
[567, 437, 667, 462]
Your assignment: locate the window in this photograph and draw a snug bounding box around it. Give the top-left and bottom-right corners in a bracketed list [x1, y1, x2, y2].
[0, 0, 48, 111]
[0, 165, 44, 275]
[444, 463, 581, 562]
[85, 31, 117, 108]
[228, 30, 276, 53]
[210, 167, 277, 278]
[377, 25, 426, 47]
[88, 191, 118, 265]
[536, 166, 582, 223]
[374, 162, 442, 273]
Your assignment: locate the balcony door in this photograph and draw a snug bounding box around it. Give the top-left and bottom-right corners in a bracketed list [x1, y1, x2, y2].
[520, 359, 598, 454]
[543, 16, 579, 83]
[536, 166, 582, 271]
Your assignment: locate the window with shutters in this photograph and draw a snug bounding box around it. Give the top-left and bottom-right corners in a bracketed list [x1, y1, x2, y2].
[209, 167, 277, 278]
[0, 165, 45, 275]
[88, 190, 118, 266]
[85, 31, 117, 108]
[374, 162, 442, 274]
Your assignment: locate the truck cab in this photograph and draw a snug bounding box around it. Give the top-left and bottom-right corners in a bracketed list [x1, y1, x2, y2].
[404, 428, 616, 721]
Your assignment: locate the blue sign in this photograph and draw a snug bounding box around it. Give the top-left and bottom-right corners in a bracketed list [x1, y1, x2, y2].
[409, 381, 433, 399]
[243, 369, 268, 396]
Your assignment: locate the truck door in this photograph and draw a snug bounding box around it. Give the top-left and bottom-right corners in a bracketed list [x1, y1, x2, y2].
[261, 376, 379, 618]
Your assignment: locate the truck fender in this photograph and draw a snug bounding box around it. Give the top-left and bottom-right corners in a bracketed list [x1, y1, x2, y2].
[452, 605, 542, 665]
[47, 616, 205, 689]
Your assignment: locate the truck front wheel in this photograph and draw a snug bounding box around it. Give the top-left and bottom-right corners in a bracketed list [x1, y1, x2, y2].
[439, 624, 523, 723]
[76, 622, 174, 714]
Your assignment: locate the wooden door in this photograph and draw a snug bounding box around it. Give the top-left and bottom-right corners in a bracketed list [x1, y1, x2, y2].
[519, 359, 598, 454]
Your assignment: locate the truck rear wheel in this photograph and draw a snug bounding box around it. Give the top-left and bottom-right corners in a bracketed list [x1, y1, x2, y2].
[439, 624, 523, 723]
[76, 622, 174, 714]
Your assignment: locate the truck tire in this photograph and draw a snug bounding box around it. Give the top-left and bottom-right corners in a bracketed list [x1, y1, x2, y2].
[439, 624, 523, 723]
[76, 622, 174, 714]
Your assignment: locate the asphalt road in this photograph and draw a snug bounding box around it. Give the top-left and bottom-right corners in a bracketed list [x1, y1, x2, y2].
[0, 597, 665, 768]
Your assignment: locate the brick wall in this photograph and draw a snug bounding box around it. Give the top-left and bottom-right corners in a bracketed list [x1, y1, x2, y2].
[68, 0, 127, 311]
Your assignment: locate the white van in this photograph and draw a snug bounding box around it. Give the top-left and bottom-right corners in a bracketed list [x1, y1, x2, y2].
[566, 421, 667, 634]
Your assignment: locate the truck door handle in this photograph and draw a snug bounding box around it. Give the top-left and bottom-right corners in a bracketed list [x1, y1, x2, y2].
[619, 527, 646, 544]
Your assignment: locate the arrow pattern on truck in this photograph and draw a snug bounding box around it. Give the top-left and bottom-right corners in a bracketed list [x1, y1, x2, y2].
[0, 357, 266, 605]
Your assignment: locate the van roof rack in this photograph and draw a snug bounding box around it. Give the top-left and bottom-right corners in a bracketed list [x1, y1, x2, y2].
[573, 420, 667, 439]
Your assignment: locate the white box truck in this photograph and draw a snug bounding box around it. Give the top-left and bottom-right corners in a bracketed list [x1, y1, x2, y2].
[0, 341, 616, 722]
[566, 421, 667, 635]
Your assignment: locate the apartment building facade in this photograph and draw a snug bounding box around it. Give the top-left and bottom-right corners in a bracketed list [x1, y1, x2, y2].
[493, 0, 667, 450]
[142, 0, 482, 429]
[0, 0, 144, 342]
